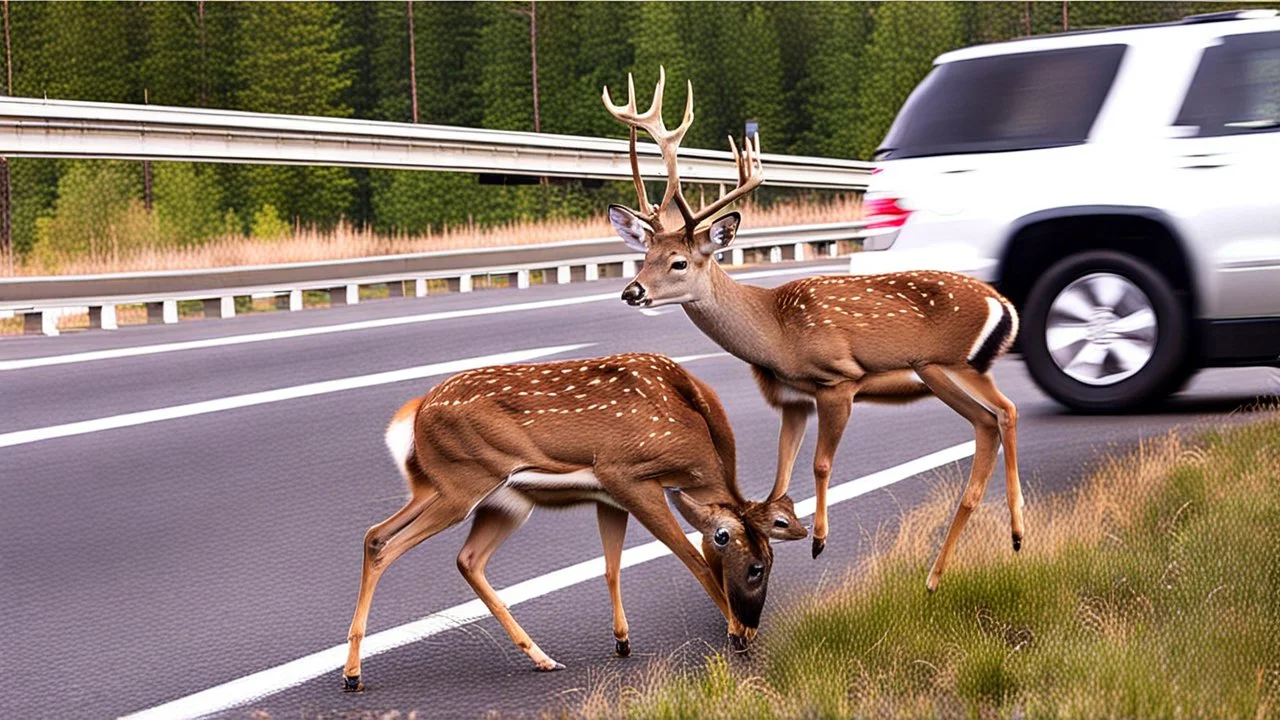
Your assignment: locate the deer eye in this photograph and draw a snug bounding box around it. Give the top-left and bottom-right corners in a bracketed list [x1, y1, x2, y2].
[773, 518, 789, 529]
[712, 528, 730, 547]
[671, 259, 688, 271]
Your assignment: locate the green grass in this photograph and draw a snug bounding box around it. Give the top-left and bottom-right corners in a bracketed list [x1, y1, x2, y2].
[572, 419, 1280, 720]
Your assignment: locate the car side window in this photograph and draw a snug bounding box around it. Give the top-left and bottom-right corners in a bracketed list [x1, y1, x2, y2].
[1175, 31, 1280, 137]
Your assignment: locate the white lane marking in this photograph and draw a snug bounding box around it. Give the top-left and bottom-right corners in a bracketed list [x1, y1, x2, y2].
[0, 265, 845, 372]
[0, 345, 591, 450]
[0, 351, 727, 450]
[118, 441, 975, 720]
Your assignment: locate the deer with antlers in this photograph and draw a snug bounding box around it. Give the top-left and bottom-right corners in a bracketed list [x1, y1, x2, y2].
[341, 352, 805, 692]
[603, 69, 1025, 592]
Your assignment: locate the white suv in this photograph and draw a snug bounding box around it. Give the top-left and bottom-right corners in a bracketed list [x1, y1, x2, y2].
[852, 9, 1280, 411]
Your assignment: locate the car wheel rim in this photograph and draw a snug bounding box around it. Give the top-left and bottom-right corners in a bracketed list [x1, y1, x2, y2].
[1045, 272, 1158, 386]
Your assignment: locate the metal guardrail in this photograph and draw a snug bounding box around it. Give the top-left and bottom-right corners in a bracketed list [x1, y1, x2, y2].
[1, 221, 868, 336]
[0, 97, 873, 190]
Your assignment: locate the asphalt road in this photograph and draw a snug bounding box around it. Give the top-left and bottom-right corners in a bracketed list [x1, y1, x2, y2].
[2, 264, 1276, 720]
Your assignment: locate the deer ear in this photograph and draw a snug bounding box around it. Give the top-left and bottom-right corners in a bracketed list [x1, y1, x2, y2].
[700, 212, 741, 256]
[609, 204, 653, 253]
[667, 489, 720, 535]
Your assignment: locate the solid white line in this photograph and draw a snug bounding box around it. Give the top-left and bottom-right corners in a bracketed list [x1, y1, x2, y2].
[0, 351, 726, 450]
[0, 345, 592, 449]
[0, 264, 845, 372]
[118, 440, 975, 720]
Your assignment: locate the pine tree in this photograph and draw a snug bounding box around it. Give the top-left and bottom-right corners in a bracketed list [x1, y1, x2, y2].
[629, 1, 692, 137]
[234, 2, 355, 228]
[735, 3, 787, 152]
[478, 2, 535, 131]
[854, 2, 966, 160]
[797, 2, 875, 158]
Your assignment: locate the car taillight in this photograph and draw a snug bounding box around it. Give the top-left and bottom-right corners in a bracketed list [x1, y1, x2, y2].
[863, 196, 912, 230]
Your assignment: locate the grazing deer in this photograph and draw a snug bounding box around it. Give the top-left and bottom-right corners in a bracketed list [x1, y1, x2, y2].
[603, 69, 1024, 591]
[342, 352, 805, 692]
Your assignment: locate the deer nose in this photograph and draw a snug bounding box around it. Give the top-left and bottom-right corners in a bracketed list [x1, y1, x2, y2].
[747, 563, 765, 583]
[621, 282, 647, 306]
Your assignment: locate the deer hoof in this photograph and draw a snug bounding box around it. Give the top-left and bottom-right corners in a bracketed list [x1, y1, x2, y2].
[342, 675, 364, 693]
[615, 639, 631, 657]
[728, 634, 748, 654]
[811, 537, 826, 558]
[1012, 534, 1022, 552]
[536, 660, 566, 672]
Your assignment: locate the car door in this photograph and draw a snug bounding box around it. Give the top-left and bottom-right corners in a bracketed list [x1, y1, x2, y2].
[1172, 29, 1280, 319]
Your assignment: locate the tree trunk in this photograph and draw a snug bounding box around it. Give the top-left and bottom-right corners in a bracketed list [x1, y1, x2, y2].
[197, 0, 207, 106]
[1024, 1, 1032, 36]
[1, 0, 12, 257]
[407, 0, 419, 123]
[1062, 1, 1069, 31]
[529, 0, 540, 134]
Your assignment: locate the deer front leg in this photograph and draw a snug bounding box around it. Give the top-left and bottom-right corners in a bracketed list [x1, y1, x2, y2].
[596, 503, 632, 657]
[810, 385, 856, 558]
[768, 403, 810, 501]
[618, 481, 744, 641]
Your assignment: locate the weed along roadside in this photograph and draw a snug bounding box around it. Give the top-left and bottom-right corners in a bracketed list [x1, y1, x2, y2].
[567, 417, 1280, 719]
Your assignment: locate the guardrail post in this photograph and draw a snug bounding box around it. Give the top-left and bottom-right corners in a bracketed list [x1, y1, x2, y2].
[275, 289, 304, 311]
[793, 243, 806, 262]
[585, 263, 599, 282]
[147, 300, 178, 325]
[459, 274, 472, 293]
[622, 259, 637, 277]
[414, 278, 428, 297]
[731, 248, 745, 266]
[556, 266, 570, 284]
[330, 284, 359, 306]
[516, 269, 530, 290]
[769, 246, 783, 263]
[828, 242, 839, 258]
[88, 304, 118, 330]
[202, 296, 235, 319]
[23, 310, 59, 336]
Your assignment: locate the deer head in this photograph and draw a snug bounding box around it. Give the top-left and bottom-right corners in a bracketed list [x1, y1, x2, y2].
[667, 489, 801, 630]
[602, 68, 763, 309]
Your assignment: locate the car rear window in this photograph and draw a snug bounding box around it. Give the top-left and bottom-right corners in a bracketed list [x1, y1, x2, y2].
[1175, 31, 1280, 137]
[876, 44, 1127, 161]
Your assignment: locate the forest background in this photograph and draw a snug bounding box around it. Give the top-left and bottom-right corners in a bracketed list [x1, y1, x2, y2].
[0, 1, 1249, 272]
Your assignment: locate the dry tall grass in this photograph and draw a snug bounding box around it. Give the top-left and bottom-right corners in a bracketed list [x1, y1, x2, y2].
[566, 414, 1280, 720]
[1, 197, 861, 277]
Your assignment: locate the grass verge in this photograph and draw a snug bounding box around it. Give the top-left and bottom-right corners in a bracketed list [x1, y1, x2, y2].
[570, 418, 1280, 719]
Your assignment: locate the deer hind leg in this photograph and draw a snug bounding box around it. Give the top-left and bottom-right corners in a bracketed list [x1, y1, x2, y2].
[596, 503, 632, 657]
[951, 370, 1023, 551]
[454, 495, 563, 670]
[914, 364, 1002, 592]
[343, 487, 468, 692]
[810, 384, 857, 558]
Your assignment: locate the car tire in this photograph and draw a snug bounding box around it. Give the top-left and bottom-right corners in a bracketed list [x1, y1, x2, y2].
[1021, 250, 1189, 413]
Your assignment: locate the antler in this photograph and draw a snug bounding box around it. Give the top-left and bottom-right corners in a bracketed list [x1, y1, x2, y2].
[602, 66, 696, 230]
[689, 132, 764, 226]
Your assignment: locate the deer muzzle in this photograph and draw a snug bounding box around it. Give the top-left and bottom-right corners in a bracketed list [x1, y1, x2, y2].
[621, 281, 648, 306]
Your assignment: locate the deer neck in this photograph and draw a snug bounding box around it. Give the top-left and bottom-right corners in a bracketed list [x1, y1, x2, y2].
[683, 263, 783, 370]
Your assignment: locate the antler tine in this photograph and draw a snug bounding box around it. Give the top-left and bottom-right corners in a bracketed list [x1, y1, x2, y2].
[603, 66, 700, 229]
[690, 131, 765, 227]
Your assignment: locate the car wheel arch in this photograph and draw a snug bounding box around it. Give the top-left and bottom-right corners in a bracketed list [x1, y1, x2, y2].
[994, 205, 1198, 321]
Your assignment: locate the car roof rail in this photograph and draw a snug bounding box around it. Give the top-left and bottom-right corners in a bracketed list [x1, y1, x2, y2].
[1181, 9, 1278, 24]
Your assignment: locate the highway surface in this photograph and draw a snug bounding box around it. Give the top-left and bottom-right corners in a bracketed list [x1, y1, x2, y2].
[2, 262, 1275, 720]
